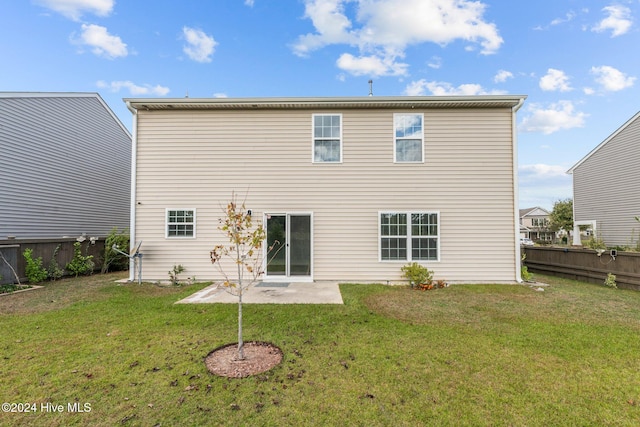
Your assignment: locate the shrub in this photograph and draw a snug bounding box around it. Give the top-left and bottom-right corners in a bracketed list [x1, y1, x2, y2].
[520, 253, 534, 282]
[66, 242, 95, 277]
[401, 262, 433, 288]
[604, 273, 617, 289]
[521, 266, 534, 282]
[584, 235, 606, 251]
[23, 248, 49, 284]
[102, 227, 130, 273]
[47, 245, 65, 280]
[168, 264, 185, 285]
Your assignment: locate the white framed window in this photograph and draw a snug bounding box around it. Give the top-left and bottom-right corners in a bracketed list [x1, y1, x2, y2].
[379, 212, 439, 261]
[313, 113, 342, 163]
[166, 209, 196, 238]
[394, 113, 424, 163]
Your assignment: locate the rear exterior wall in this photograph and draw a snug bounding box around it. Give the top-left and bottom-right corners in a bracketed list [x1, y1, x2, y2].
[133, 107, 518, 283]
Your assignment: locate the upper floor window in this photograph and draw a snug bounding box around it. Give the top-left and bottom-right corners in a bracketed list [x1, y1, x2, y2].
[313, 114, 342, 163]
[532, 218, 549, 227]
[394, 113, 424, 163]
[166, 209, 196, 238]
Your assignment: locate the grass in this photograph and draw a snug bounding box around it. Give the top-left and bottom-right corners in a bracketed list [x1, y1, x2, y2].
[1, 273, 640, 426]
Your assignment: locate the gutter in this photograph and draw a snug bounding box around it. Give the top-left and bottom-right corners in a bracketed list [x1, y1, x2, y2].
[512, 97, 526, 283]
[125, 101, 138, 282]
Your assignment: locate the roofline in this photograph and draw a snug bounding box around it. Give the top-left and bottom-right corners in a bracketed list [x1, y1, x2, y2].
[0, 92, 101, 99]
[519, 206, 550, 217]
[124, 95, 527, 112]
[567, 110, 640, 174]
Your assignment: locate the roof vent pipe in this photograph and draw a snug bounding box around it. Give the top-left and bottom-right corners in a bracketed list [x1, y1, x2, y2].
[368, 80, 373, 96]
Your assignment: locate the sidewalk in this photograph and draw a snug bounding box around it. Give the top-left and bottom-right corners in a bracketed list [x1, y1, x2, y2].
[175, 281, 344, 304]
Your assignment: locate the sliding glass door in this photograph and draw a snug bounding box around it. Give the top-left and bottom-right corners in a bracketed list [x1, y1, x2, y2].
[265, 213, 312, 279]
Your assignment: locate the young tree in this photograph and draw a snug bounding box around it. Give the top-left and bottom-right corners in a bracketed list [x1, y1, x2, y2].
[210, 193, 267, 360]
[549, 198, 573, 241]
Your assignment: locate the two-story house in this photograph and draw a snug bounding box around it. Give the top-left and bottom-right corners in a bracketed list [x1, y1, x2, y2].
[519, 207, 554, 242]
[125, 95, 526, 284]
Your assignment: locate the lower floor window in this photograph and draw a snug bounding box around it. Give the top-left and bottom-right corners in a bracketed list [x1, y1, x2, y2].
[166, 209, 195, 238]
[380, 212, 439, 261]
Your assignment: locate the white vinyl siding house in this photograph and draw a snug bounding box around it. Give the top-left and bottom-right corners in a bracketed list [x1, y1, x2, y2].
[568, 111, 640, 247]
[126, 96, 525, 283]
[0, 92, 131, 239]
[519, 207, 554, 241]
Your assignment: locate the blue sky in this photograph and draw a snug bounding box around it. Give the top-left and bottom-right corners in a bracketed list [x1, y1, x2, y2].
[2, 0, 639, 210]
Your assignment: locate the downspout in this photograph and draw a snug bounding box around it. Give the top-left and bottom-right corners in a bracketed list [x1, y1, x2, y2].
[512, 97, 525, 283]
[125, 101, 138, 282]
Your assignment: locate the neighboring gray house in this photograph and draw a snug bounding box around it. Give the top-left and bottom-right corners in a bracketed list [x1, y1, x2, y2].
[568, 111, 640, 247]
[0, 92, 131, 239]
[125, 95, 526, 284]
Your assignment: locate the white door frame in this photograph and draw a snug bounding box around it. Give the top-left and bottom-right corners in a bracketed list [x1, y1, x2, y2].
[263, 212, 313, 282]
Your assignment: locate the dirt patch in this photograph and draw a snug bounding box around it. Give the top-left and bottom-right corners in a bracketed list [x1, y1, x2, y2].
[205, 341, 283, 378]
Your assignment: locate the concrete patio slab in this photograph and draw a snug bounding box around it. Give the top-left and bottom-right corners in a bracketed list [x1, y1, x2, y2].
[175, 281, 343, 304]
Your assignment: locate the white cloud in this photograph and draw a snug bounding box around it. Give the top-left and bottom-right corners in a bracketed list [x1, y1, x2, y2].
[97, 80, 170, 96]
[519, 164, 568, 180]
[519, 101, 587, 135]
[336, 53, 408, 77]
[550, 11, 576, 26]
[213, 93, 228, 98]
[427, 56, 442, 69]
[590, 65, 636, 92]
[534, 11, 577, 31]
[35, 0, 114, 21]
[592, 5, 633, 37]
[539, 68, 572, 92]
[518, 164, 573, 210]
[245, 0, 255, 6]
[404, 79, 504, 96]
[404, 80, 429, 96]
[182, 27, 217, 63]
[293, 0, 503, 76]
[77, 24, 128, 59]
[494, 69, 513, 83]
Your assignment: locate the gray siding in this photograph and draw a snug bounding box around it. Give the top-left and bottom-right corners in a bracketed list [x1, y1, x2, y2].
[132, 102, 520, 283]
[572, 112, 640, 247]
[0, 93, 131, 239]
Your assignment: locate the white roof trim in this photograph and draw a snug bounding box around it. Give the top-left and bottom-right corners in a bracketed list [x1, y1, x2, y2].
[567, 110, 640, 174]
[125, 95, 527, 112]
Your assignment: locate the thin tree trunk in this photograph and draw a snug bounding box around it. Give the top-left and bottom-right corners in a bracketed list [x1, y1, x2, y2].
[236, 240, 245, 360]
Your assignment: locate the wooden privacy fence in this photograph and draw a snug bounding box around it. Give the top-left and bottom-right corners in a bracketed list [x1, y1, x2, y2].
[0, 238, 105, 285]
[523, 246, 640, 291]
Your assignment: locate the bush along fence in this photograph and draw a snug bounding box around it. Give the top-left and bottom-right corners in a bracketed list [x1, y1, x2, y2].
[0, 237, 106, 285]
[523, 246, 640, 291]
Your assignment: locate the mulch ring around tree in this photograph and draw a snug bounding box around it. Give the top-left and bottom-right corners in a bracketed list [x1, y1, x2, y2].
[205, 341, 283, 378]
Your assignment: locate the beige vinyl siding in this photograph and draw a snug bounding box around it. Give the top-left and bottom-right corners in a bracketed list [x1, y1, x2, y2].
[573, 114, 640, 247]
[134, 107, 517, 282]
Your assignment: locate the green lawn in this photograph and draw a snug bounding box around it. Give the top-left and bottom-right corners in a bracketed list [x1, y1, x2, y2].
[1, 273, 640, 426]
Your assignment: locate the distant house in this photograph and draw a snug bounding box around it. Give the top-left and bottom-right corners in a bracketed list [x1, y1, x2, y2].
[568, 111, 640, 247]
[519, 207, 554, 242]
[125, 95, 526, 283]
[0, 92, 131, 239]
